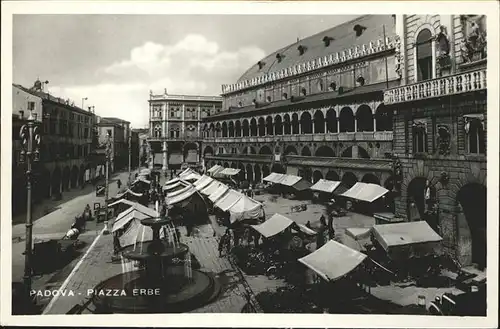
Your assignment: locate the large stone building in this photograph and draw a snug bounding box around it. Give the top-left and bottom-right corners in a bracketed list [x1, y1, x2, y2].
[202, 15, 398, 208]
[385, 15, 487, 268]
[96, 117, 131, 173]
[200, 14, 487, 268]
[147, 91, 222, 171]
[12, 80, 96, 214]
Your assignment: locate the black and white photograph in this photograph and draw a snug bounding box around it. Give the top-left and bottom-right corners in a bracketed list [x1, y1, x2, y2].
[1, 1, 498, 328]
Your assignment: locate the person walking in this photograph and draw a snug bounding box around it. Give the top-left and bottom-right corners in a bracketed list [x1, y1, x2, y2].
[117, 179, 122, 190]
[219, 229, 232, 257]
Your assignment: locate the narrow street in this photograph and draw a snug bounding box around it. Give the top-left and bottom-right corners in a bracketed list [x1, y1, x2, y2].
[11, 170, 134, 290]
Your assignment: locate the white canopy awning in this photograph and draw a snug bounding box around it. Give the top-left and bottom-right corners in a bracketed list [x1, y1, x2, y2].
[216, 168, 241, 177]
[251, 213, 294, 238]
[200, 180, 222, 196]
[208, 184, 229, 203]
[214, 190, 243, 211]
[372, 221, 443, 252]
[165, 177, 180, 185]
[108, 198, 135, 208]
[263, 172, 286, 184]
[166, 186, 197, 206]
[207, 164, 223, 174]
[310, 179, 341, 193]
[163, 181, 184, 192]
[279, 174, 302, 187]
[115, 189, 143, 199]
[193, 175, 214, 190]
[345, 227, 372, 241]
[294, 224, 317, 236]
[228, 195, 264, 223]
[140, 168, 151, 175]
[112, 202, 159, 233]
[298, 240, 367, 282]
[341, 182, 389, 203]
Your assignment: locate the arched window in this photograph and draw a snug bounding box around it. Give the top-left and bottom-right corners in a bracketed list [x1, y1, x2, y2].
[154, 124, 162, 138]
[416, 29, 433, 81]
[412, 119, 427, 153]
[465, 116, 486, 154]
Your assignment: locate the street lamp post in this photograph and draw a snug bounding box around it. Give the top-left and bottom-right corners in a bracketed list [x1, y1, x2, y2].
[128, 133, 132, 187]
[103, 133, 112, 235]
[19, 109, 41, 292]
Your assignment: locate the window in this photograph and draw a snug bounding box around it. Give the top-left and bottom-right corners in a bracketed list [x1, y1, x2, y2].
[323, 36, 333, 47]
[107, 129, 112, 137]
[267, 96, 272, 102]
[353, 24, 367, 37]
[282, 93, 288, 100]
[301, 88, 307, 96]
[170, 109, 175, 118]
[218, 147, 224, 154]
[412, 120, 427, 153]
[317, 80, 324, 91]
[231, 147, 237, 154]
[19, 111, 24, 119]
[28, 101, 35, 112]
[329, 82, 337, 91]
[238, 102, 243, 108]
[465, 116, 485, 154]
[416, 29, 433, 81]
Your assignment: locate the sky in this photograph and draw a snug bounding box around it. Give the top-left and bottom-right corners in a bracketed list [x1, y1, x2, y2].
[13, 14, 360, 128]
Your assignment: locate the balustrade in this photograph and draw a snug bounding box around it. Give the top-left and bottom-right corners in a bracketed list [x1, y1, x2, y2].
[384, 69, 486, 105]
[202, 130, 392, 143]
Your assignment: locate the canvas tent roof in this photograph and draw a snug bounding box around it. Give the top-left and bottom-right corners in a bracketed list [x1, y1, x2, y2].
[140, 168, 151, 175]
[165, 177, 180, 185]
[108, 198, 135, 207]
[372, 221, 443, 252]
[216, 168, 241, 177]
[115, 189, 143, 199]
[228, 195, 264, 223]
[112, 202, 159, 233]
[263, 172, 286, 184]
[341, 182, 389, 203]
[294, 223, 317, 236]
[214, 190, 243, 211]
[208, 184, 229, 202]
[133, 177, 151, 185]
[201, 180, 222, 196]
[289, 178, 312, 191]
[279, 175, 302, 186]
[182, 172, 202, 181]
[345, 227, 372, 241]
[207, 164, 223, 174]
[193, 175, 214, 190]
[167, 185, 193, 198]
[298, 240, 367, 282]
[310, 179, 341, 193]
[251, 213, 294, 238]
[166, 186, 198, 206]
[163, 181, 189, 192]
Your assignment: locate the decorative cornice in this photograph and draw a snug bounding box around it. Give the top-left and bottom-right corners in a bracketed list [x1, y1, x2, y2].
[221, 35, 398, 95]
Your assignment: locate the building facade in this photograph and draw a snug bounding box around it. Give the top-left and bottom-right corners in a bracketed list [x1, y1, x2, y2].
[96, 117, 131, 173]
[12, 80, 96, 215]
[133, 128, 149, 168]
[384, 15, 487, 268]
[147, 91, 222, 171]
[202, 15, 398, 208]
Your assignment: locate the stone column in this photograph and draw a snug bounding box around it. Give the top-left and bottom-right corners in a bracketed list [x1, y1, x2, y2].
[324, 120, 327, 133]
[162, 141, 168, 172]
[373, 117, 377, 131]
[337, 119, 340, 133]
[354, 118, 358, 132]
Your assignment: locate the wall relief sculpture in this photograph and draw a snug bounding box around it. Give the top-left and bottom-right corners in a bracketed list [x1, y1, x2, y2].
[394, 35, 403, 78]
[437, 125, 451, 155]
[460, 15, 487, 63]
[435, 26, 452, 75]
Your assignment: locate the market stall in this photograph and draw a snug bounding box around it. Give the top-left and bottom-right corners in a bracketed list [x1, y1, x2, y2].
[340, 182, 389, 213]
[193, 175, 214, 191]
[207, 164, 224, 176]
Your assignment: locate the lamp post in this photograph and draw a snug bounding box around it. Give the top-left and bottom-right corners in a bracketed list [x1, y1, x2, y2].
[19, 109, 41, 292]
[81, 97, 88, 109]
[128, 133, 132, 187]
[103, 132, 112, 235]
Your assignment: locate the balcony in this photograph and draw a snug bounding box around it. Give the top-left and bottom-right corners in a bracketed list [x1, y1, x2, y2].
[384, 69, 486, 105]
[204, 154, 393, 171]
[203, 131, 392, 143]
[205, 154, 273, 163]
[148, 135, 201, 142]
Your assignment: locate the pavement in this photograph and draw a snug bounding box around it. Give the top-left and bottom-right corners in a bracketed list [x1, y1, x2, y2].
[11, 170, 134, 301]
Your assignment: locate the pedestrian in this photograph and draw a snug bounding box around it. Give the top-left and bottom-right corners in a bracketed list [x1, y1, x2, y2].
[305, 220, 312, 229]
[117, 179, 122, 190]
[219, 229, 232, 257]
[248, 185, 254, 198]
[113, 232, 122, 255]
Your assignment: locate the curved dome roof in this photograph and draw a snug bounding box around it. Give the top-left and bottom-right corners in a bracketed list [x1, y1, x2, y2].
[237, 15, 395, 83]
